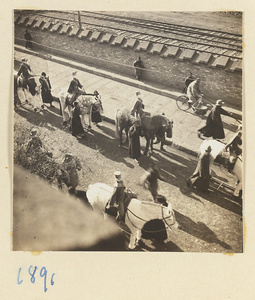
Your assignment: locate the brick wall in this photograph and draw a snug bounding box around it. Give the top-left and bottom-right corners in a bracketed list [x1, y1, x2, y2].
[14, 24, 242, 109]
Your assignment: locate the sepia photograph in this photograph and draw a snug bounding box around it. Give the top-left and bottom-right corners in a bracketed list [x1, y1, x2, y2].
[13, 10, 243, 253]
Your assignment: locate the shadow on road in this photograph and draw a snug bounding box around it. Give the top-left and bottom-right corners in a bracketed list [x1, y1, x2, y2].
[174, 210, 232, 250]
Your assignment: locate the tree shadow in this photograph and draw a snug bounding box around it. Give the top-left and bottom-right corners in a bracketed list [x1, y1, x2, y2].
[174, 210, 232, 250]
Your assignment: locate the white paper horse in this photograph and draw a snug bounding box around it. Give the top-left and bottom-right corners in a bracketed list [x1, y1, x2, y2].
[14, 74, 42, 112]
[58, 90, 102, 129]
[86, 182, 177, 250]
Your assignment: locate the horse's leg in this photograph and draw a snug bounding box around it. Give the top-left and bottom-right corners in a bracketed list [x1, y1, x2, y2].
[125, 127, 129, 143]
[129, 232, 137, 250]
[160, 137, 166, 151]
[88, 106, 92, 130]
[119, 127, 123, 147]
[144, 136, 150, 156]
[136, 230, 142, 245]
[150, 138, 154, 153]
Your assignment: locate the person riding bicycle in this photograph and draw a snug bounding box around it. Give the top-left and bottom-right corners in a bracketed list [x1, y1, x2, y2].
[67, 71, 85, 106]
[186, 78, 203, 106]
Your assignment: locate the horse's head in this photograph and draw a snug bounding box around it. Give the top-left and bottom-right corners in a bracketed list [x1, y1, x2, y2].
[163, 119, 173, 138]
[27, 77, 38, 96]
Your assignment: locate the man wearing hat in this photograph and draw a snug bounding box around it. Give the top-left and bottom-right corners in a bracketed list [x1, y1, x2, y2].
[131, 91, 144, 117]
[57, 154, 82, 193]
[197, 99, 233, 139]
[39, 72, 54, 108]
[187, 145, 213, 192]
[106, 171, 126, 221]
[133, 56, 144, 80]
[17, 58, 33, 88]
[67, 71, 85, 105]
[26, 128, 42, 154]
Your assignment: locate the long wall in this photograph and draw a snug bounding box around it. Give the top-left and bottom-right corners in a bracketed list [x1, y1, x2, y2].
[14, 15, 243, 109]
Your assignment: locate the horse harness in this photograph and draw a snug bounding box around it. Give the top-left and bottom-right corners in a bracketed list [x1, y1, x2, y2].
[126, 202, 175, 233]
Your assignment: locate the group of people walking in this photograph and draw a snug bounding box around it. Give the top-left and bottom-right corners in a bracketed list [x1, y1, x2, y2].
[16, 57, 103, 138]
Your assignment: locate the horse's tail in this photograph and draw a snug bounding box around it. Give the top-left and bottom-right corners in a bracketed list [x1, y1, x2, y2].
[115, 111, 120, 138]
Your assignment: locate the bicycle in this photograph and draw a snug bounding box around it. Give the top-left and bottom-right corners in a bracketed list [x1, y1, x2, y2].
[176, 94, 213, 115]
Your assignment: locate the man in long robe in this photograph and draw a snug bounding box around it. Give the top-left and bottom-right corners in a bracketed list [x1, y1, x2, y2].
[133, 57, 144, 80]
[198, 99, 233, 139]
[128, 123, 141, 161]
[39, 72, 54, 107]
[67, 71, 85, 105]
[17, 58, 33, 88]
[187, 146, 213, 192]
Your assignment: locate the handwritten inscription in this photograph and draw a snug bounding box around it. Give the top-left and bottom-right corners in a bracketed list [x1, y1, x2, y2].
[18, 266, 55, 292]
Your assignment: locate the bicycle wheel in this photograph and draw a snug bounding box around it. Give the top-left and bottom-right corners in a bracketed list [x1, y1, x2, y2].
[176, 94, 190, 111]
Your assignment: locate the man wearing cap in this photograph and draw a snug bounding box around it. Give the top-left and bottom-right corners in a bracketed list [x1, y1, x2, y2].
[67, 71, 85, 105]
[24, 29, 33, 50]
[197, 99, 233, 139]
[131, 91, 144, 117]
[133, 56, 144, 80]
[187, 78, 203, 105]
[57, 154, 82, 193]
[39, 72, 54, 108]
[187, 146, 213, 192]
[106, 171, 126, 221]
[17, 58, 32, 88]
[26, 128, 42, 154]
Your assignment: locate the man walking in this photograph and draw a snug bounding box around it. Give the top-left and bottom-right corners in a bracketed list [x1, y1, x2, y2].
[197, 99, 233, 139]
[133, 57, 144, 80]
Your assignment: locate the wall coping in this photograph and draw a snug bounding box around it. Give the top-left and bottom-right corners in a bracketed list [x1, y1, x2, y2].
[15, 14, 242, 73]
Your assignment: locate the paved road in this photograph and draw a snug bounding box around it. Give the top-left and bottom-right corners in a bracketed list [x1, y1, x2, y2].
[14, 47, 242, 156]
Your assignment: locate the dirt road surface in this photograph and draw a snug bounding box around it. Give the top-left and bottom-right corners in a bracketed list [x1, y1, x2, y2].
[13, 103, 242, 252]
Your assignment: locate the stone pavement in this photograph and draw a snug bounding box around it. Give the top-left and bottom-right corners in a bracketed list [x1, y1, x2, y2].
[14, 45, 242, 157]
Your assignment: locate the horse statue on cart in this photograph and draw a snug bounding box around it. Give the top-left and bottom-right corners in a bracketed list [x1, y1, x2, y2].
[199, 137, 242, 198]
[86, 182, 177, 250]
[14, 74, 41, 111]
[58, 89, 102, 129]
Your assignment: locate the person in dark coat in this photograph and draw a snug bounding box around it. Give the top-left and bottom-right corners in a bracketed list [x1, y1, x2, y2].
[67, 71, 85, 105]
[197, 100, 233, 139]
[131, 91, 144, 117]
[57, 154, 82, 193]
[17, 58, 32, 88]
[24, 29, 33, 50]
[39, 72, 54, 108]
[91, 91, 103, 127]
[71, 101, 85, 137]
[133, 57, 144, 80]
[187, 146, 212, 192]
[128, 122, 141, 161]
[141, 162, 166, 201]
